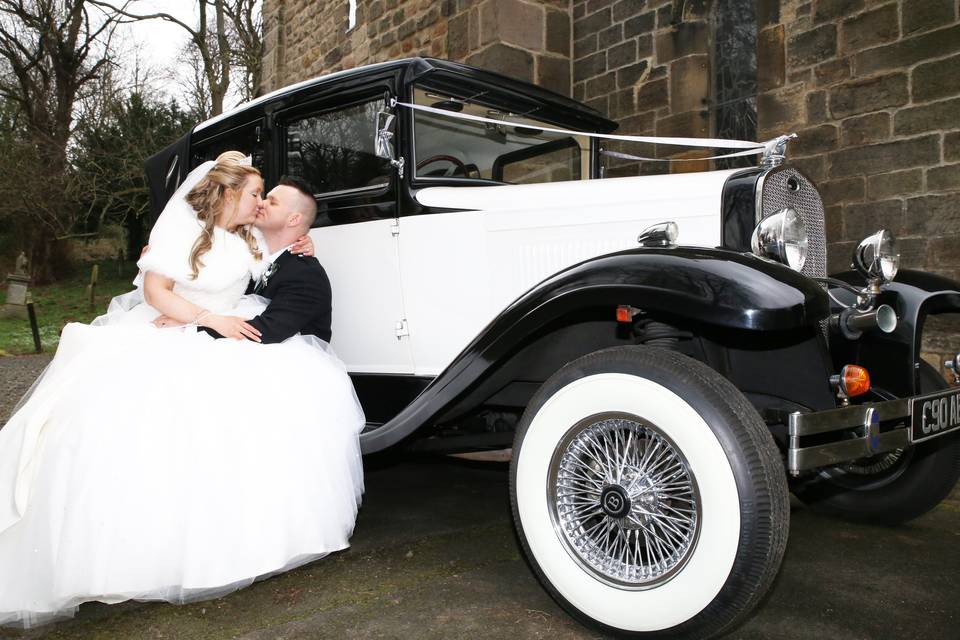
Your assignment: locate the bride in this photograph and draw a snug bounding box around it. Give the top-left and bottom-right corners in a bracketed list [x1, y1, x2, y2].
[0, 152, 366, 627]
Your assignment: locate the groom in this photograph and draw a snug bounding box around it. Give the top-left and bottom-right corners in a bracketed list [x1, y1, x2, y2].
[238, 176, 332, 344]
[154, 176, 332, 344]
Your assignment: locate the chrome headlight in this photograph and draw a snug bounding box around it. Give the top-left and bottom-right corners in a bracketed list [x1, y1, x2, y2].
[853, 229, 899, 282]
[751, 207, 808, 271]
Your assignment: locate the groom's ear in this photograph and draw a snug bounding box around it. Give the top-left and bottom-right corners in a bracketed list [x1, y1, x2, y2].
[287, 212, 303, 228]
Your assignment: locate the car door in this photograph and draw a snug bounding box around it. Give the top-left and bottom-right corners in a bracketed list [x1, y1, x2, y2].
[277, 93, 414, 376]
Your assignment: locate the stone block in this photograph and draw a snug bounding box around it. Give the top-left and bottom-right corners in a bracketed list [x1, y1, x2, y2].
[929, 235, 960, 266]
[587, 0, 615, 13]
[617, 60, 650, 88]
[844, 200, 904, 241]
[613, 0, 642, 23]
[635, 77, 669, 111]
[840, 4, 898, 53]
[656, 109, 710, 138]
[791, 155, 827, 182]
[758, 84, 807, 131]
[894, 98, 960, 136]
[814, 58, 850, 87]
[787, 24, 837, 68]
[574, 7, 612, 40]
[573, 1, 585, 19]
[840, 112, 891, 147]
[806, 90, 828, 123]
[946, 132, 960, 162]
[575, 34, 598, 58]
[813, 0, 863, 24]
[825, 204, 843, 242]
[586, 71, 616, 99]
[466, 43, 534, 82]
[585, 94, 609, 116]
[819, 176, 865, 207]
[624, 11, 656, 38]
[537, 55, 571, 95]
[656, 4, 673, 30]
[655, 21, 709, 63]
[903, 0, 954, 35]
[599, 24, 624, 48]
[398, 18, 416, 40]
[854, 25, 960, 76]
[670, 55, 709, 113]
[573, 81, 585, 101]
[867, 169, 923, 200]
[637, 34, 653, 58]
[481, 0, 544, 51]
[606, 87, 633, 118]
[757, 26, 785, 91]
[793, 124, 838, 156]
[608, 39, 637, 69]
[447, 11, 470, 59]
[927, 164, 960, 192]
[912, 53, 960, 103]
[828, 134, 940, 178]
[907, 193, 960, 235]
[827, 241, 857, 274]
[828, 73, 908, 119]
[574, 51, 607, 80]
[546, 9, 571, 55]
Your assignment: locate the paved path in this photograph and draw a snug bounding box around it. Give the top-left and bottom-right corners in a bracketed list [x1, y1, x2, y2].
[0, 354, 51, 424]
[1, 354, 958, 639]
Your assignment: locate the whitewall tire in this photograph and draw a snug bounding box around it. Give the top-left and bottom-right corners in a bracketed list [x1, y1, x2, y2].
[510, 347, 788, 639]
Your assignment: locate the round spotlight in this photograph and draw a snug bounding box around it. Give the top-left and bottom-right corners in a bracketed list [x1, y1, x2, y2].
[853, 229, 900, 282]
[751, 208, 808, 271]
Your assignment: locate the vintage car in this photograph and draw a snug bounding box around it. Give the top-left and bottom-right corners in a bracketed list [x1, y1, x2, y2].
[145, 58, 960, 639]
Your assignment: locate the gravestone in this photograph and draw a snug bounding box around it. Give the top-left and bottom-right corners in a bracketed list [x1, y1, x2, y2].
[2, 252, 31, 319]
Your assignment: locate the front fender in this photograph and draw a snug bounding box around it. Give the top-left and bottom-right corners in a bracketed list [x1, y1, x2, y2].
[830, 269, 960, 396]
[361, 246, 828, 453]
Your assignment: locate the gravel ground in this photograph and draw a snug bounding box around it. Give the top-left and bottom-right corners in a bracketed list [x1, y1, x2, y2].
[0, 354, 52, 425]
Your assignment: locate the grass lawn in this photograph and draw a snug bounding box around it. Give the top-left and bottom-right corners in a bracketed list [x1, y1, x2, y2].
[0, 261, 139, 356]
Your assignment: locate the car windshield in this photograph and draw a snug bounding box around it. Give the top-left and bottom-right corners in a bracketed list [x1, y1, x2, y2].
[412, 87, 589, 185]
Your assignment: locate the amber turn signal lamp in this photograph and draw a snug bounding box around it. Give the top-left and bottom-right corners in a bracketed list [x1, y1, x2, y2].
[616, 305, 632, 323]
[840, 365, 871, 397]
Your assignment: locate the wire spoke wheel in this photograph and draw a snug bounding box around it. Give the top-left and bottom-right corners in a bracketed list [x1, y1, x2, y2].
[548, 413, 701, 589]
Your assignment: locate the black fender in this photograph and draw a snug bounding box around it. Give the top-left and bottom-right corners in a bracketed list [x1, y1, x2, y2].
[829, 269, 960, 397]
[361, 246, 829, 453]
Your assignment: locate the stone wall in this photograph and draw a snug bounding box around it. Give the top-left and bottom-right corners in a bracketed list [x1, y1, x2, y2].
[261, 0, 572, 96]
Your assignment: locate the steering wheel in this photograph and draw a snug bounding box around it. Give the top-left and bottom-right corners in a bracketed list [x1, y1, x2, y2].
[416, 154, 468, 177]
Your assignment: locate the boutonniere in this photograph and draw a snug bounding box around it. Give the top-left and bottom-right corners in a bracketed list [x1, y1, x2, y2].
[254, 261, 279, 293]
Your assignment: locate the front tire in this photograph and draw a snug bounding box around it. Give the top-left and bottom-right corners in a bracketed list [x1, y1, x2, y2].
[793, 361, 960, 525]
[510, 347, 788, 639]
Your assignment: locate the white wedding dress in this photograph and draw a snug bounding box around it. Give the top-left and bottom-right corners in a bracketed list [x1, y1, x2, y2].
[0, 162, 366, 627]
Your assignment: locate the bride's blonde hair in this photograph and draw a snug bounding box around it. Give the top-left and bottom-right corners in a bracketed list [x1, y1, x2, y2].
[185, 151, 263, 280]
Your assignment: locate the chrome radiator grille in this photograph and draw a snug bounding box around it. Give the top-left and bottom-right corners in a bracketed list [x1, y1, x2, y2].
[759, 168, 827, 280]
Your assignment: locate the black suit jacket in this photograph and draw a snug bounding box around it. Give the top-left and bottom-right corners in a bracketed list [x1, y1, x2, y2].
[203, 250, 333, 344]
[246, 251, 333, 344]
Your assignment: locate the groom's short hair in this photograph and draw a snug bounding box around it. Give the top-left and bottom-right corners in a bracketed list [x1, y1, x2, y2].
[278, 175, 317, 229]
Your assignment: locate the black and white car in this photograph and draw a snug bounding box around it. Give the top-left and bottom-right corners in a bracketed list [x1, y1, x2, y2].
[145, 58, 960, 639]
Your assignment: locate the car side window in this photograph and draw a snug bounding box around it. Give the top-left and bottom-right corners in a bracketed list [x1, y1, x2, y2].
[190, 123, 264, 173]
[285, 98, 392, 197]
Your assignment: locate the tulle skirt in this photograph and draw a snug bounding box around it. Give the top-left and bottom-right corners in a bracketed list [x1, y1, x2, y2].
[0, 295, 366, 627]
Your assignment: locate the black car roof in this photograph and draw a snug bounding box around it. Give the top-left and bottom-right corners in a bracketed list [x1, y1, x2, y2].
[193, 57, 618, 139]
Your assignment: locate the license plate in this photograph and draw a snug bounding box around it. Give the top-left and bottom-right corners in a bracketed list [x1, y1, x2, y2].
[911, 388, 960, 443]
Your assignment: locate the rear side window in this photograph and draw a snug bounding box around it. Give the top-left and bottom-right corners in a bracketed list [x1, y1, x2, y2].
[191, 123, 264, 172]
[285, 98, 392, 196]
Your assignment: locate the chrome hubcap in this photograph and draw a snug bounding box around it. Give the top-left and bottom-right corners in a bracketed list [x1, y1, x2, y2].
[548, 414, 701, 589]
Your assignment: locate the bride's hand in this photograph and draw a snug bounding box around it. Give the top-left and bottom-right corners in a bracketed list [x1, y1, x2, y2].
[291, 234, 314, 257]
[202, 314, 262, 342]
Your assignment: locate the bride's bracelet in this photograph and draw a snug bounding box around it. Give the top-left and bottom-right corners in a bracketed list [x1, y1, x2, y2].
[194, 309, 211, 326]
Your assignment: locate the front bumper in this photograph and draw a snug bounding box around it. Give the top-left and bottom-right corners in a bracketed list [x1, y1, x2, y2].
[787, 386, 960, 475]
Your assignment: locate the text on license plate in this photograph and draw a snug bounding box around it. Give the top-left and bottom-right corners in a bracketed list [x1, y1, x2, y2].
[911, 388, 960, 443]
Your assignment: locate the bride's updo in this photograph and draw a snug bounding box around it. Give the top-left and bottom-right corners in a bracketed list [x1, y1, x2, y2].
[185, 151, 263, 280]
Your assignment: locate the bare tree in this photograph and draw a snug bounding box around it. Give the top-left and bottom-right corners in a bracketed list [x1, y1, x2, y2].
[0, 0, 123, 281]
[91, 0, 263, 115]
